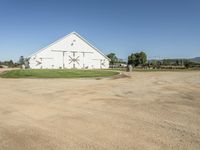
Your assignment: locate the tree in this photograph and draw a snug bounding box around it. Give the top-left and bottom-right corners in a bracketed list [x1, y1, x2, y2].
[157, 61, 162, 68]
[128, 53, 137, 66]
[128, 51, 147, 66]
[151, 60, 157, 69]
[19, 56, 25, 65]
[139, 51, 147, 65]
[184, 60, 192, 68]
[3, 60, 14, 67]
[162, 59, 171, 66]
[107, 53, 118, 65]
[175, 60, 180, 66]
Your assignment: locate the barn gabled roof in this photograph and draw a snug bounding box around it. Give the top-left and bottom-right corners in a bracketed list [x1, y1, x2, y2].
[28, 32, 110, 61]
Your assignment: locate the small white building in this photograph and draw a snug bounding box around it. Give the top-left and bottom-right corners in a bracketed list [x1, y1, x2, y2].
[28, 32, 110, 69]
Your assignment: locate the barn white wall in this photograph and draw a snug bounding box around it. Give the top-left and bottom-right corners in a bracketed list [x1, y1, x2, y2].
[29, 32, 109, 69]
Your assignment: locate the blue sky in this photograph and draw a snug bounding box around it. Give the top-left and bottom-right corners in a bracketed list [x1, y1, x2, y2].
[0, 0, 200, 61]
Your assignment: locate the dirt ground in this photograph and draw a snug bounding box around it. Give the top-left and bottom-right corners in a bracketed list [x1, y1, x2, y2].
[0, 71, 200, 150]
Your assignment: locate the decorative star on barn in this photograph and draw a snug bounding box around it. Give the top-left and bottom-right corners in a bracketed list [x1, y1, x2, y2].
[36, 60, 42, 66]
[101, 60, 105, 67]
[69, 55, 80, 65]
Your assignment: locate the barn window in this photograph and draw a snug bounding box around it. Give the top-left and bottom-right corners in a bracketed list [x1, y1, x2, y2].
[71, 40, 76, 46]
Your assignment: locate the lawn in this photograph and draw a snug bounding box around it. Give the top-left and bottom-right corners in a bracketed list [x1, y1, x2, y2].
[0, 69, 119, 78]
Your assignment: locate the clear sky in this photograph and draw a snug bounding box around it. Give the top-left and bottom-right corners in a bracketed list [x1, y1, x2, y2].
[0, 0, 200, 61]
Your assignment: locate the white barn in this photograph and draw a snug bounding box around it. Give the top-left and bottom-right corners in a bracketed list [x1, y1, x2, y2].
[28, 32, 110, 69]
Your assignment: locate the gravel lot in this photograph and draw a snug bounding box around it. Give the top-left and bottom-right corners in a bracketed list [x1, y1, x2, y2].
[0, 71, 200, 150]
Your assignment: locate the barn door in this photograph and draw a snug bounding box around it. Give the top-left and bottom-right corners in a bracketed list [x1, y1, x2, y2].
[68, 52, 82, 69]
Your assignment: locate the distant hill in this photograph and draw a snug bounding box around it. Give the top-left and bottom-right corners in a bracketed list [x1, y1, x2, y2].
[190, 57, 200, 63]
[148, 57, 200, 64]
